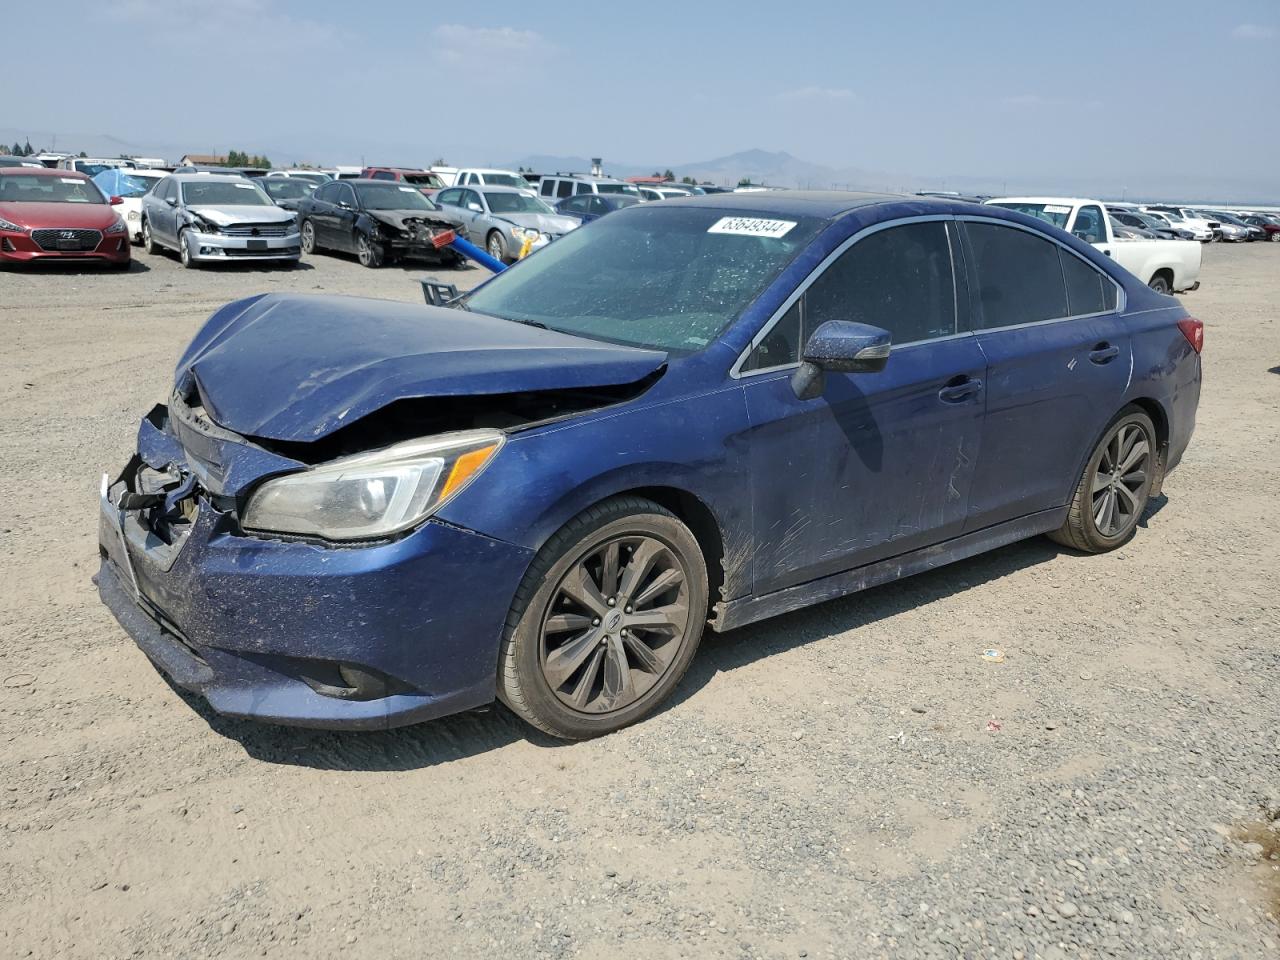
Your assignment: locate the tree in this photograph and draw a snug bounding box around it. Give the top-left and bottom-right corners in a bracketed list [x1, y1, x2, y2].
[431, 157, 447, 167]
[10, 143, 20, 156]
[663, 169, 675, 181]
[78, 151, 87, 158]
[23, 139, 33, 156]
[681, 176, 696, 185]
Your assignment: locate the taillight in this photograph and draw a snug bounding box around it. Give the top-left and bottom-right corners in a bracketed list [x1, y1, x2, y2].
[1177, 318, 1204, 354]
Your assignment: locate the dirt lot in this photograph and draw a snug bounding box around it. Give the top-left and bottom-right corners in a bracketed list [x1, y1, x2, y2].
[1, 242, 1277, 960]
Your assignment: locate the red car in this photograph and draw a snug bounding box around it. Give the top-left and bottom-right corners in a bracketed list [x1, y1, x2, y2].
[0, 168, 131, 268]
[361, 166, 445, 197]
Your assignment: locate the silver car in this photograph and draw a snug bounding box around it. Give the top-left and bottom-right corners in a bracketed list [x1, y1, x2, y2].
[140, 174, 301, 268]
[433, 185, 579, 262]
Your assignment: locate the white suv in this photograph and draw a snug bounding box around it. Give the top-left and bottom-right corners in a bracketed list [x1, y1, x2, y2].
[450, 168, 537, 194]
[536, 174, 641, 203]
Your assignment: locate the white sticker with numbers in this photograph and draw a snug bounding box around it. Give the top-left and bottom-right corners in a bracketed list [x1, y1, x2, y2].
[707, 217, 796, 238]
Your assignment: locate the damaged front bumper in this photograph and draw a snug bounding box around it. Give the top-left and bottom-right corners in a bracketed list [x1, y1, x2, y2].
[95, 406, 533, 730]
[187, 227, 302, 261]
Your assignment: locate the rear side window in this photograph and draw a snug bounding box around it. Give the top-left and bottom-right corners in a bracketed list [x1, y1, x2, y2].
[557, 180, 574, 198]
[964, 222, 1068, 329]
[805, 221, 957, 345]
[540, 180, 554, 197]
[1059, 250, 1112, 316]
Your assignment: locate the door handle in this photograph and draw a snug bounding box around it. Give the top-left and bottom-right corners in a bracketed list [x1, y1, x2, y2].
[1089, 343, 1120, 364]
[937, 377, 983, 403]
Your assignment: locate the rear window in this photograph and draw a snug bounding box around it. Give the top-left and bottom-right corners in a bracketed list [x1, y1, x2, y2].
[986, 202, 1072, 229]
[1060, 251, 1108, 316]
[965, 222, 1068, 329]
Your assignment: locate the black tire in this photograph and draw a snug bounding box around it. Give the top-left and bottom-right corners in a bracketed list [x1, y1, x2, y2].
[178, 229, 197, 269]
[497, 496, 708, 740]
[1148, 274, 1171, 295]
[356, 232, 383, 268]
[141, 219, 160, 255]
[486, 230, 508, 263]
[300, 219, 317, 255]
[1049, 406, 1157, 553]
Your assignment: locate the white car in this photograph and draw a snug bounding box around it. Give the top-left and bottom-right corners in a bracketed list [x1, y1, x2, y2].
[1140, 206, 1216, 242]
[450, 168, 537, 194]
[265, 170, 332, 186]
[101, 170, 167, 241]
[986, 197, 1202, 294]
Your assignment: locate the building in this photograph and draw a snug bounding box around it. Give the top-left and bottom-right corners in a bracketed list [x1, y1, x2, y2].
[179, 154, 227, 167]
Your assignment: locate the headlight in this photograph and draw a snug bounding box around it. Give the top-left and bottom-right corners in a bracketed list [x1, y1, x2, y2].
[127, 210, 140, 220]
[104, 218, 128, 236]
[192, 217, 219, 234]
[0, 216, 28, 233]
[242, 431, 503, 541]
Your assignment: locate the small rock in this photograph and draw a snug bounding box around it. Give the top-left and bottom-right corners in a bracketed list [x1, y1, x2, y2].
[90, 880, 108, 891]
[1120, 911, 1135, 924]
[1056, 902, 1079, 919]
[219, 920, 236, 936]
[344, 933, 357, 945]
[604, 869, 617, 878]
[791, 730, 804, 741]
[1025, 905, 1040, 917]
[1242, 842, 1266, 860]
[911, 706, 927, 714]
[1078, 671, 1093, 681]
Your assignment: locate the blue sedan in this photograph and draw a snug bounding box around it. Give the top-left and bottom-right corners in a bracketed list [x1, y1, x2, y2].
[96, 192, 1202, 737]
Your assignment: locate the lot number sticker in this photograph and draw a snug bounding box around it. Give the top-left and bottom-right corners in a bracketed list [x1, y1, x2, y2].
[708, 217, 797, 238]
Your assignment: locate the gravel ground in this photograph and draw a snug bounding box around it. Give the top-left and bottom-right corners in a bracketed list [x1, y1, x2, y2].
[1, 242, 1277, 960]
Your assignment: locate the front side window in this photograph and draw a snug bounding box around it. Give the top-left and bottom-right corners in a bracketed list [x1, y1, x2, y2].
[313, 182, 338, 203]
[464, 206, 823, 354]
[484, 192, 553, 214]
[743, 301, 802, 371]
[805, 221, 957, 345]
[436, 188, 461, 206]
[964, 222, 1069, 329]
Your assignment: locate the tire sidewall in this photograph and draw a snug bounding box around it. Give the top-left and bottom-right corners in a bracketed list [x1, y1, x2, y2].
[1079, 409, 1156, 549]
[505, 508, 707, 738]
[301, 219, 315, 254]
[1149, 276, 1170, 295]
[179, 229, 194, 268]
[487, 231, 506, 261]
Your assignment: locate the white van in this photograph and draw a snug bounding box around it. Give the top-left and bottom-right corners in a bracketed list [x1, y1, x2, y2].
[536, 174, 641, 202]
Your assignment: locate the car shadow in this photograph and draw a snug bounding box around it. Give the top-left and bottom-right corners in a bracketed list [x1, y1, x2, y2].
[0, 259, 149, 274]
[307, 249, 474, 273]
[195, 516, 1147, 771]
[1268, 365, 1280, 376]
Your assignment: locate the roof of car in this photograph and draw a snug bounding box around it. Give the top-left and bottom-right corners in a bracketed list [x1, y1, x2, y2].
[466, 185, 534, 194]
[659, 189, 911, 219]
[170, 173, 257, 183]
[0, 166, 87, 178]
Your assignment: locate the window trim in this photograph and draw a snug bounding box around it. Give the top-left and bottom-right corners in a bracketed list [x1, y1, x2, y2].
[729, 214, 957, 379]
[955, 215, 1126, 334]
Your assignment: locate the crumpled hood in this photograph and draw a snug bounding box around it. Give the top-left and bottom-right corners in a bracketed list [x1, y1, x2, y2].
[175, 293, 667, 443]
[500, 212, 580, 235]
[189, 204, 296, 226]
[367, 208, 461, 232]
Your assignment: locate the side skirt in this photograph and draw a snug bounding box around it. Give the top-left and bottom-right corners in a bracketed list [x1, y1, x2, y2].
[712, 507, 1067, 633]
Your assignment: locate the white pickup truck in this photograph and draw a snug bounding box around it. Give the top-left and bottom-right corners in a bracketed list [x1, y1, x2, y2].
[985, 197, 1202, 294]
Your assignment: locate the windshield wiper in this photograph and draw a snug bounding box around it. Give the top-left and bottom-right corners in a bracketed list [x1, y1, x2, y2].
[509, 318, 548, 329]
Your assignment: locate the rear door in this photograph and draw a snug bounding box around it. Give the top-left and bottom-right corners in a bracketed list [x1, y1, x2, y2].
[742, 218, 988, 594]
[959, 218, 1131, 530]
[307, 181, 340, 247]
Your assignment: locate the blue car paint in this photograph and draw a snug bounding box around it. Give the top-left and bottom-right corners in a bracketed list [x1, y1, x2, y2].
[97, 192, 1201, 729]
[177, 293, 667, 443]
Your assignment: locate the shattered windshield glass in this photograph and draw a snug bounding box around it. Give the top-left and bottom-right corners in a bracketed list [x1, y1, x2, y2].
[464, 206, 823, 354]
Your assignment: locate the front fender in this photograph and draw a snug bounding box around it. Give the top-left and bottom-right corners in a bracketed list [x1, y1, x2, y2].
[435, 385, 754, 600]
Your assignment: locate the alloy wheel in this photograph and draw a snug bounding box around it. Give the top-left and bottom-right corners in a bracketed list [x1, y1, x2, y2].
[301, 221, 315, 254]
[487, 234, 504, 260]
[1090, 422, 1150, 538]
[357, 234, 373, 266]
[539, 535, 692, 715]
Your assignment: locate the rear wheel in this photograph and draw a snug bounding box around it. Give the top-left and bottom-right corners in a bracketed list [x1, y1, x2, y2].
[1049, 406, 1156, 553]
[1271, 232, 1280, 243]
[498, 497, 708, 740]
[300, 219, 316, 254]
[356, 232, 382, 268]
[1148, 274, 1171, 295]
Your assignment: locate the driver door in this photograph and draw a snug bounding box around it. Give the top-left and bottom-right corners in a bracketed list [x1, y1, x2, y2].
[742, 219, 988, 595]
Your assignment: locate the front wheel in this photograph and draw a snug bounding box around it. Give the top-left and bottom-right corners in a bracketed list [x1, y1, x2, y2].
[141, 219, 160, 255]
[300, 219, 316, 254]
[178, 229, 197, 269]
[1148, 275, 1171, 295]
[486, 231, 508, 262]
[498, 497, 708, 740]
[1270, 232, 1280, 243]
[356, 232, 383, 268]
[1048, 407, 1156, 553]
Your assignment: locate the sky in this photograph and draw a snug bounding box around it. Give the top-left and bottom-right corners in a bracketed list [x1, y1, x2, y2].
[6, 0, 1280, 197]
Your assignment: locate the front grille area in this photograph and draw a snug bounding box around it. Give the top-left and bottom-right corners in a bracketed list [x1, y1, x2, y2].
[224, 246, 300, 257]
[32, 228, 102, 251]
[219, 223, 295, 238]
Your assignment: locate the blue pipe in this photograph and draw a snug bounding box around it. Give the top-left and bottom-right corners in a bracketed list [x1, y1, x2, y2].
[443, 232, 506, 273]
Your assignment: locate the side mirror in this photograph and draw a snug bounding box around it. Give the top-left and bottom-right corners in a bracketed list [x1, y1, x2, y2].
[791, 320, 891, 400]
[165, 197, 177, 206]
